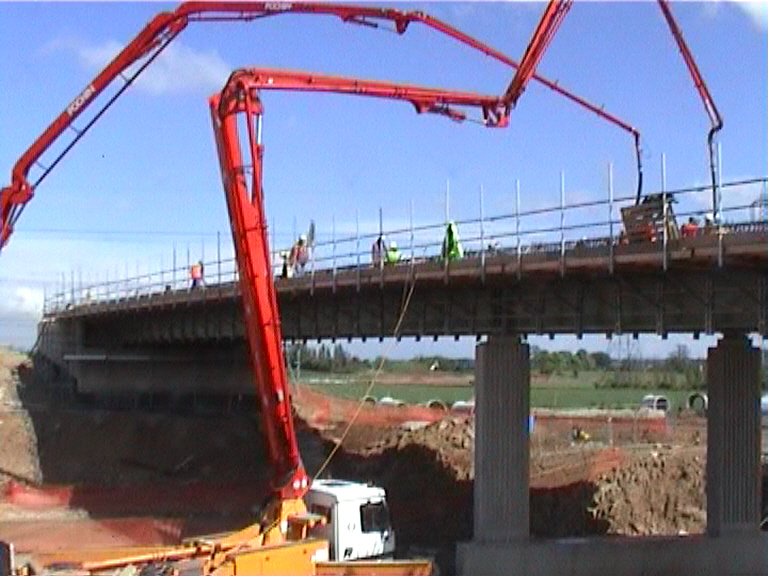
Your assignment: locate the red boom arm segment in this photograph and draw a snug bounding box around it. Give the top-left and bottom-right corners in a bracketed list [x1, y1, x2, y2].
[1, 1, 642, 250]
[657, 0, 723, 213]
[210, 90, 308, 500]
[503, 0, 573, 106]
[222, 68, 508, 126]
[209, 69, 506, 498]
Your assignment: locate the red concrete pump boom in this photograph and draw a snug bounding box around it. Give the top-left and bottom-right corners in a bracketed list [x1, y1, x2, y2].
[503, 0, 573, 107]
[209, 68, 505, 501]
[498, 0, 722, 205]
[0, 1, 644, 250]
[656, 0, 723, 216]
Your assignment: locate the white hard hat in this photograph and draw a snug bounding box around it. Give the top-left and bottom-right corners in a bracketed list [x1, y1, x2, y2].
[390, 241, 397, 249]
[299, 234, 307, 242]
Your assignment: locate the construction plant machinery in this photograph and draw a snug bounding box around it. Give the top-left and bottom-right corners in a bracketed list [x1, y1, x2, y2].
[0, 1, 722, 574]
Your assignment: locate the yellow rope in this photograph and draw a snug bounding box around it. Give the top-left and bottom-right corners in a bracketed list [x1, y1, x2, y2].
[312, 276, 417, 480]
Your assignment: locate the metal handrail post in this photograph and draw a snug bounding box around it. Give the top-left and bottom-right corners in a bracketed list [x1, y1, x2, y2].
[310, 229, 316, 296]
[560, 171, 565, 277]
[516, 179, 522, 279]
[662, 153, 668, 272]
[480, 184, 486, 283]
[332, 214, 337, 293]
[172, 243, 177, 292]
[608, 162, 615, 275]
[217, 231, 222, 288]
[409, 199, 415, 279]
[379, 206, 384, 286]
[444, 181, 450, 284]
[355, 209, 361, 292]
[124, 263, 129, 302]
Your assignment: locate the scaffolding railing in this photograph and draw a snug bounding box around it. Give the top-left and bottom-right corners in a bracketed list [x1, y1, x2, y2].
[43, 176, 768, 314]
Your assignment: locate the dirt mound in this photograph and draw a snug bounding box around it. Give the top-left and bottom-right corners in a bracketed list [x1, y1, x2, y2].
[355, 417, 474, 479]
[330, 433, 473, 572]
[326, 414, 710, 572]
[0, 350, 43, 487]
[591, 446, 706, 535]
[326, 416, 615, 573]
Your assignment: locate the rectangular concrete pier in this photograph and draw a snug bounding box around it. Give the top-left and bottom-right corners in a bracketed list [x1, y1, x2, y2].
[707, 334, 762, 535]
[474, 336, 530, 542]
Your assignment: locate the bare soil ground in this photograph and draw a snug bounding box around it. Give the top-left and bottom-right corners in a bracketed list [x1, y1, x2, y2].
[0, 351, 42, 487]
[0, 349, 744, 575]
[318, 414, 709, 571]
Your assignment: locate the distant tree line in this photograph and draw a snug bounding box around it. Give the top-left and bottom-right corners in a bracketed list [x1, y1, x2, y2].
[284, 344, 474, 374]
[285, 343, 369, 373]
[531, 345, 707, 391]
[285, 342, 764, 392]
[531, 347, 611, 377]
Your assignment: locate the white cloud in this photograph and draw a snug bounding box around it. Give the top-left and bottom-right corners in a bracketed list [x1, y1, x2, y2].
[700, 1, 768, 30]
[0, 286, 44, 317]
[735, 1, 768, 30]
[57, 37, 230, 95]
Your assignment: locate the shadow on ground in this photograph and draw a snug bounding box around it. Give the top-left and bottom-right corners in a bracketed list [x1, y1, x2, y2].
[327, 441, 610, 575]
[7, 356, 291, 543]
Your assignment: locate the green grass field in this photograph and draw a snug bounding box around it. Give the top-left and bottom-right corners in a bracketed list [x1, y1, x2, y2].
[295, 369, 695, 410]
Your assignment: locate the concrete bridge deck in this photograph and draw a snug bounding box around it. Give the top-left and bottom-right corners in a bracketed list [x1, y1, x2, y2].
[46, 228, 768, 342]
[34, 226, 767, 396]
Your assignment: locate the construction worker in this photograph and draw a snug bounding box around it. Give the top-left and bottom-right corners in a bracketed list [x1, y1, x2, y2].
[371, 234, 386, 268]
[703, 213, 715, 235]
[279, 251, 293, 279]
[571, 425, 591, 444]
[190, 260, 204, 289]
[385, 240, 401, 265]
[441, 220, 464, 261]
[681, 216, 699, 238]
[289, 234, 309, 276]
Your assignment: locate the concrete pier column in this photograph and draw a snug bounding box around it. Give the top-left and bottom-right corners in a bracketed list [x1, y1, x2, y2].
[474, 335, 530, 542]
[706, 334, 762, 536]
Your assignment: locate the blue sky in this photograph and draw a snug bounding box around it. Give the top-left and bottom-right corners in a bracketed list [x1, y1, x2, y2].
[0, 1, 766, 357]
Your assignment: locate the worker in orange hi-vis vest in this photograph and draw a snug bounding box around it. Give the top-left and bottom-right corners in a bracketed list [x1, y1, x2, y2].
[190, 260, 204, 290]
[680, 216, 699, 239]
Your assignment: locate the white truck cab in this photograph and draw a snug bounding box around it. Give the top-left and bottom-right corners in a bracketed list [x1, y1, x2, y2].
[304, 479, 395, 561]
